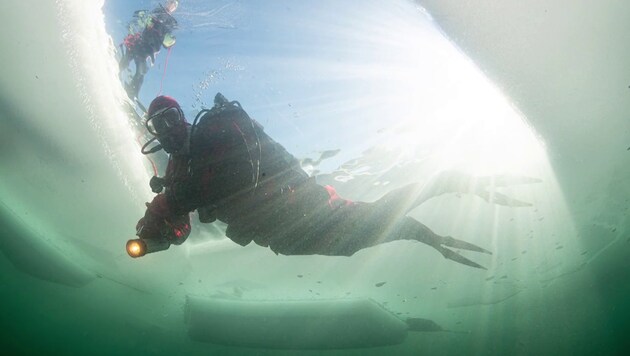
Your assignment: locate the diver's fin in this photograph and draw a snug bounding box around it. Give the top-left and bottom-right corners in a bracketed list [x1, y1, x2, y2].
[475, 189, 532, 207]
[434, 245, 487, 270]
[442, 236, 492, 255]
[475, 175, 542, 187]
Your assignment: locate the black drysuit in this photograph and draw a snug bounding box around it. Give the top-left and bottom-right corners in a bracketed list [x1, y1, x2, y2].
[140, 96, 494, 268]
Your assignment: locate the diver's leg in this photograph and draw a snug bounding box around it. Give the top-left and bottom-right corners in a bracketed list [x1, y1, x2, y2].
[119, 50, 132, 73]
[370, 182, 428, 217]
[335, 214, 489, 268]
[313, 208, 441, 254]
[128, 56, 148, 99]
[374, 172, 539, 216]
[369, 174, 468, 217]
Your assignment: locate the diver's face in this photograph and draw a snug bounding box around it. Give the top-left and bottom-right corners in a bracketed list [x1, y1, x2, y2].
[157, 128, 186, 153]
[147, 106, 187, 153]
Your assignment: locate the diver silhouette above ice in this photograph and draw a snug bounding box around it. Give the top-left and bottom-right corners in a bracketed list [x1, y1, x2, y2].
[127, 93, 539, 269]
[118, 0, 178, 100]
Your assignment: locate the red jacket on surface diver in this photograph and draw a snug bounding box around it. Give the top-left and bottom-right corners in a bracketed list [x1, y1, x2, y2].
[130, 93, 535, 269]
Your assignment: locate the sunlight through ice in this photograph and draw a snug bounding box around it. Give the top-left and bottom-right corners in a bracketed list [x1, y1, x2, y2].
[289, 1, 585, 304]
[355, 7, 545, 177]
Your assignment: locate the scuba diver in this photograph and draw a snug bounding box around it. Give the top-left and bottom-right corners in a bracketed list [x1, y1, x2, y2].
[119, 0, 179, 100]
[128, 93, 538, 269]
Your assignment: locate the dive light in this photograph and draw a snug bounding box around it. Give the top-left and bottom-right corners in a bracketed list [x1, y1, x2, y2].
[126, 238, 171, 258]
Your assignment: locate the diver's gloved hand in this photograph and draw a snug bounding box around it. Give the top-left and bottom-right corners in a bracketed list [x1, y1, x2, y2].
[162, 33, 176, 48]
[136, 194, 172, 240]
[136, 210, 164, 240]
[136, 194, 191, 244]
[150, 176, 165, 193]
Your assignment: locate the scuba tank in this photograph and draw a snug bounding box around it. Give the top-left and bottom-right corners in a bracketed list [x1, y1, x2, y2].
[189, 93, 263, 223]
[190, 93, 262, 193]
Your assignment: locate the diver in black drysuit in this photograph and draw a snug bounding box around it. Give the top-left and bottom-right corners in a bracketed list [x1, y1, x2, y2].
[134, 93, 537, 269]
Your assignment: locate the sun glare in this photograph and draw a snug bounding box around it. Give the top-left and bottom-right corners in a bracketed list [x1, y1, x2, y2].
[374, 29, 546, 177]
[285, 2, 583, 301]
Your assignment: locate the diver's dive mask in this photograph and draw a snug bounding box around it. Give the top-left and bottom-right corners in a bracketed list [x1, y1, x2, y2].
[142, 106, 187, 154]
[146, 106, 182, 136]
